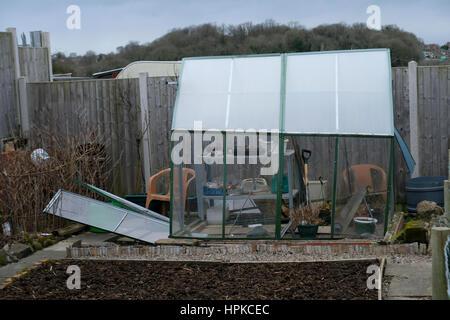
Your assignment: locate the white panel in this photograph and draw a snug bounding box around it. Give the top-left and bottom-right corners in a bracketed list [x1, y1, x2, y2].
[83, 181, 169, 222]
[44, 190, 169, 244]
[227, 56, 281, 131]
[116, 213, 169, 243]
[285, 54, 337, 134]
[285, 50, 392, 135]
[173, 50, 393, 136]
[173, 58, 232, 130]
[337, 51, 392, 135]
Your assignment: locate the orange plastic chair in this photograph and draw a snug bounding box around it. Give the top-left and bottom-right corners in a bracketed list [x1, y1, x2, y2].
[145, 168, 195, 212]
[343, 164, 387, 200]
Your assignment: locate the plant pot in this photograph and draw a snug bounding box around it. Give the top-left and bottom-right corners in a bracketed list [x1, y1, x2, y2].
[297, 224, 319, 238]
[319, 209, 331, 225]
[371, 210, 384, 223]
[353, 217, 377, 235]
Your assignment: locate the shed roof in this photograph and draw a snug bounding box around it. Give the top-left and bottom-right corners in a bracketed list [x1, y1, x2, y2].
[172, 49, 394, 136]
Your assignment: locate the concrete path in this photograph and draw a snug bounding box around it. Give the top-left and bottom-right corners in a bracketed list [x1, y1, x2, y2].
[0, 232, 114, 288]
[384, 262, 432, 300]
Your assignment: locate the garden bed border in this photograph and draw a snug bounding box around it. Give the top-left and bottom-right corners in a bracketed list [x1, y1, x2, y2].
[66, 240, 428, 259]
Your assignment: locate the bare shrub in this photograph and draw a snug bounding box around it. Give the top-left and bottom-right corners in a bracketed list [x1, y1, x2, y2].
[0, 129, 112, 237]
[290, 204, 322, 228]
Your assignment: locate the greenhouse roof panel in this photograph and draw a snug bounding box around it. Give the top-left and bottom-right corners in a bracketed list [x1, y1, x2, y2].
[172, 49, 393, 136]
[173, 55, 282, 132]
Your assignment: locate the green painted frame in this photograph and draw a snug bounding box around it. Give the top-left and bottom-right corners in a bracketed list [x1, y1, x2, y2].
[172, 48, 394, 136]
[169, 49, 395, 240]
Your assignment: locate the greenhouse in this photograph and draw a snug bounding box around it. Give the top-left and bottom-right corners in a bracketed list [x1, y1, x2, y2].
[169, 48, 394, 240]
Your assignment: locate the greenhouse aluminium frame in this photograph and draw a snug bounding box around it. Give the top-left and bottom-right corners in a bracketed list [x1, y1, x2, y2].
[169, 48, 395, 240]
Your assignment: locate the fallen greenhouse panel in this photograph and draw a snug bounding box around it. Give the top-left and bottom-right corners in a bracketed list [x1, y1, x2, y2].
[73, 179, 169, 223]
[44, 190, 169, 243]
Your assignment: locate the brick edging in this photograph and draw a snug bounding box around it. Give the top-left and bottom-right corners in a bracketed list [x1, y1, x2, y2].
[66, 241, 428, 259]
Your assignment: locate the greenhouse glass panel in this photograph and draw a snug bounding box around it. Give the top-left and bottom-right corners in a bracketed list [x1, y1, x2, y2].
[226, 56, 281, 131]
[280, 136, 336, 239]
[337, 51, 393, 135]
[222, 131, 280, 239]
[284, 49, 393, 136]
[171, 131, 225, 238]
[332, 136, 393, 238]
[173, 55, 282, 132]
[173, 58, 232, 130]
[285, 53, 337, 134]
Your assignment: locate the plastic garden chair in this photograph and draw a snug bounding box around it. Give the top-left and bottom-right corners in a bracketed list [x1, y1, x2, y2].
[343, 164, 387, 200]
[145, 168, 195, 213]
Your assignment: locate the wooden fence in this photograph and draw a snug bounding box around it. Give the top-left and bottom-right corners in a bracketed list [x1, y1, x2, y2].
[24, 64, 449, 203]
[2, 48, 448, 203]
[0, 28, 51, 139]
[417, 66, 449, 177]
[26, 77, 177, 196]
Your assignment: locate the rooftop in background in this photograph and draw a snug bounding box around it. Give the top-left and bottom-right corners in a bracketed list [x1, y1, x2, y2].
[92, 67, 124, 79]
[115, 61, 181, 79]
[52, 73, 91, 81]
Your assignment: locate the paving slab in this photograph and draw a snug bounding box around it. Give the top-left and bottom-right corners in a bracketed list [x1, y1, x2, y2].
[385, 262, 432, 299]
[8, 243, 33, 259]
[0, 232, 114, 289]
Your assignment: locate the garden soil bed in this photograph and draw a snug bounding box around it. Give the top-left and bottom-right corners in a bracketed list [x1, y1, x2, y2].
[0, 259, 378, 300]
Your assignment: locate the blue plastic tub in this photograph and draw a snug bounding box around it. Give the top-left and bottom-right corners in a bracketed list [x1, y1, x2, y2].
[405, 176, 446, 212]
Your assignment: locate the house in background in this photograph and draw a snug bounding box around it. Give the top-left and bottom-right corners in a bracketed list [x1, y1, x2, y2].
[91, 61, 181, 80]
[92, 67, 124, 79]
[115, 61, 181, 79]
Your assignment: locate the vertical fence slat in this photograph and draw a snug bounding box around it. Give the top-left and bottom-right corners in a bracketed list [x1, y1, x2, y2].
[439, 68, 448, 176]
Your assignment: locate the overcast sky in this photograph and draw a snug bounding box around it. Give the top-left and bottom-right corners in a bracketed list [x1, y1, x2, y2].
[1, 0, 448, 55]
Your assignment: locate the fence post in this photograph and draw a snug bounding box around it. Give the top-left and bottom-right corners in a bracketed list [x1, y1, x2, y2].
[431, 227, 450, 300]
[6, 27, 21, 137]
[445, 149, 450, 215]
[139, 72, 151, 190]
[6, 28, 20, 79]
[41, 31, 53, 82]
[408, 61, 420, 177]
[17, 77, 29, 138]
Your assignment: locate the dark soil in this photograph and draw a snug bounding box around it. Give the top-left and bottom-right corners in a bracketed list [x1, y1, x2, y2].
[0, 260, 378, 300]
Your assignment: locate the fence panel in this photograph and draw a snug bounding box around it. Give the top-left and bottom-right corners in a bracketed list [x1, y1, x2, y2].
[418, 66, 449, 178]
[18, 47, 50, 82]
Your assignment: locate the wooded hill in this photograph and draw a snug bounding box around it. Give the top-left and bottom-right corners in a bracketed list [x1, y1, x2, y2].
[53, 21, 425, 76]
